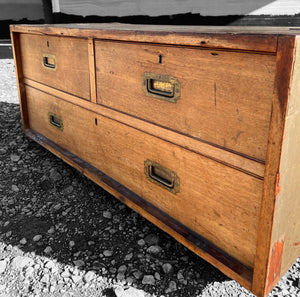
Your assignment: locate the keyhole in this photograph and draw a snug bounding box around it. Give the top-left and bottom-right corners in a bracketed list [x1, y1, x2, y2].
[47, 41, 49, 47]
[159, 54, 163, 64]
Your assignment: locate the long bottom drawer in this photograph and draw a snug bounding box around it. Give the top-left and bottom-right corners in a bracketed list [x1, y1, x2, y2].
[25, 85, 263, 268]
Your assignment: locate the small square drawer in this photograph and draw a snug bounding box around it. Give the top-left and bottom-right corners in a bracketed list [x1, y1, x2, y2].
[95, 40, 276, 162]
[19, 34, 90, 100]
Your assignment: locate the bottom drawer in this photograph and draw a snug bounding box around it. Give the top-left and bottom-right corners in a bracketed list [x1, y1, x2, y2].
[25, 85, 263, 268]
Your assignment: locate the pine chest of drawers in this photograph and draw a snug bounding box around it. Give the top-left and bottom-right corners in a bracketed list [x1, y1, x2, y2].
[10, 24, 300, 296]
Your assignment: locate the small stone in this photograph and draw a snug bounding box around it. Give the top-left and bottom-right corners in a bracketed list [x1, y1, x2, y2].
[62, 185, 73, 195]
[103, 250, 113, 257]
[53, 204, 62, 211]
[47, 227, 55, 234]
[71, 275, 82, 283]
[61, 270, 71, 278]
[154, 272, 161, 280]
[0, 260, 7, 274]
[142, 275, 155, 285]
[165, 280, 177, 293]
[0, 284, 6, 291]
[162, 263, 173, 274]
[115, 287, 145, 297]
[137, 239, 145, 246]
[73, 260, 85, 267]
[49, 285, 55, 293]
[6, 231, 12, 237]
[50, 169, 61, 182]
[0, 148, 7, 155]
[133, 270, 143, 280]
[103, 211, 112, 219]
[117, 272, 125, 281]
[11, 185, 19, 192]
[88, 241, 95, 246]
[144, 234, 159, 245]
[19, 238, 27, 245]
[118, 265, 127, 273]
[124, 253, 133, 261]
[40, 274, 50, 283]
[25, 266, 34, 277]
[10, 154, 20, 162]
[33, 235, 42, 242]
[44, 246, 52, 254]
[45, 260, 57, 272]
[83, 271, 96, 283]
[11, 256, 34, 270]
[147, 245, 162, 255]
[69, 241, 75, 248]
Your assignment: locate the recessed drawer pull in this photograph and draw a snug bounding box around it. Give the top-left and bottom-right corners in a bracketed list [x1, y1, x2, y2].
[143, 72, 180, 103]
[42, 53, 56, 70]
[144, 159, 180, 194]
[49, 112, 63, 130]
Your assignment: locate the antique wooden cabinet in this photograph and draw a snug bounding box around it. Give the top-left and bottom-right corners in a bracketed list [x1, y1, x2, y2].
[10, 24, 300, 296]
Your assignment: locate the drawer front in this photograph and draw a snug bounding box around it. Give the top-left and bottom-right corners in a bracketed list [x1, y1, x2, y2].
[95, 40, 276, 161]
[20, 34, 90, 100]
[26, 86, 263, 268]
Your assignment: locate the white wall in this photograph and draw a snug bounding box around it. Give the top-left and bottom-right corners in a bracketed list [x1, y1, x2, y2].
[59, 0, 300, 17]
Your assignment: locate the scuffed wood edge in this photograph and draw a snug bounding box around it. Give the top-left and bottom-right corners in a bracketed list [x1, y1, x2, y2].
[88, 38, 97, 103]
[252, 36, 296, 297]
[24, 128, 253, 290]
[10, 31, 29, 129]
[10, 24, 278, 53]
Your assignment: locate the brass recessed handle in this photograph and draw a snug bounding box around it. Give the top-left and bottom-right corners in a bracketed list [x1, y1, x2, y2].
[49, 112, 63, 130]
[42, 53, 56, 70]
[144, 159, 180, 194]
[143, 72, 180, 103]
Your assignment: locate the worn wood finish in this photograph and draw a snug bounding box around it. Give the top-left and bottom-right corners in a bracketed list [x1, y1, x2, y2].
[11, 24, 300, 297]
[10, 24, 280, 52]
[25, 85, 263, 268]
[19, 33, 90, 100]
[264, 36, 300, 290]
[252, 36, 296, 297]
[95, 40, 276, 161]
[23, 77, 265, 178]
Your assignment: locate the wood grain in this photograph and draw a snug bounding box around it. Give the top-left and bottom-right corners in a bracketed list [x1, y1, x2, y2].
[10, 24, 280, 52]
[88, 38, 97, 103]
[25, 85, 263, 268]
[252, 36, 296, 297]
[95, 40, 276, 161]
[24, 77, 265, 178]
[19, 33, 90, 100]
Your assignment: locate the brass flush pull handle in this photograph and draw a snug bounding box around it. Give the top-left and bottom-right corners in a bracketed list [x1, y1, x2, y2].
[144, 159, 180, 194]
[143, 72, 180, 103]
[49, 112, 63, 130]
[42, 53, 56, 70]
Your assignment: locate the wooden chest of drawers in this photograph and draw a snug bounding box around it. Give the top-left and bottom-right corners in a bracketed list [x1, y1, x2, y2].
[10, 24, 300, 297]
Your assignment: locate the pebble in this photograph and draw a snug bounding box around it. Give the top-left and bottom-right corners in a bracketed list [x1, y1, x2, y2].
[144, 234, 159, 245]
[154, 272, 161, 280]
[115, 287, 146, 297]
[165, 280, 177, 293]
[73, 260, 85, 267]
[118, 265, 127, 273]
[124, 253, 133, 261]
[0, 260, 7, 273]
[10, 154, 20, 162]
[103, 211, 112, 219]
[19, 238, 27, 245]
[47, 227, 55, 234]
[11, 184, 19, 192]
[146, 245, 162, 255]
[43, 246, 52, 254]
[162, 263, 173, 274]
[11, 256, 34, 270]
[69, 241, 75, 248]
[71, 275, 82, 283]
[142, 275, 155, 285]
[133, 270, 143, 280]
[137, 239, 145, 246]
[83, 271, 96, 283]
[103, 250, 113, 257]
[33, 234, 42, 242]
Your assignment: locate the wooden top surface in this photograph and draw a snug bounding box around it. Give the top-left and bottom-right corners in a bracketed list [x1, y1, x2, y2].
[11, 23, 299, 52]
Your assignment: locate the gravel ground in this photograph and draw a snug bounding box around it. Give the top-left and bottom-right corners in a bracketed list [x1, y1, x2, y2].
[1, 58, 300, 297]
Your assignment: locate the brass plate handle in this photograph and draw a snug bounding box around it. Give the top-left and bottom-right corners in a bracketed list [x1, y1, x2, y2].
[144, 159, 180, 194]
[48, 112, 63, 130]
[42, 53, 56, 70]
[142, 72, 180, 103]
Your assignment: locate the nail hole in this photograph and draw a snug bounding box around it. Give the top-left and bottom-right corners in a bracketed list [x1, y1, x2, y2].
[47, 41, 49, 47]
[159, 54, 163, 64]
[201, 41, 206, 45]
[95, 118, 98, 125]
[211, 52, 219, 56]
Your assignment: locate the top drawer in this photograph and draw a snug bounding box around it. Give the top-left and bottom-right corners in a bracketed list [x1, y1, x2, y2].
[95, 40, 276, 161]
[19, 34, 90, 100]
